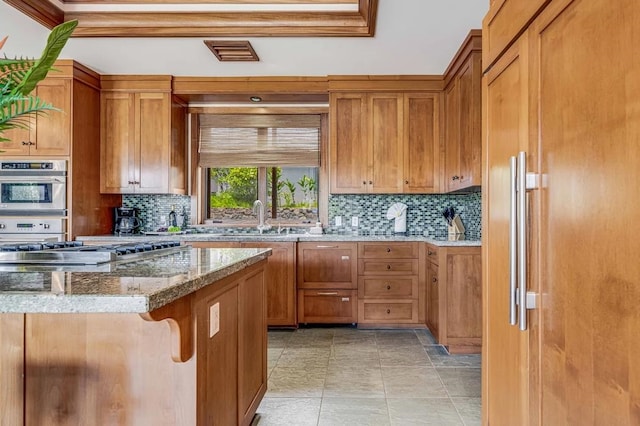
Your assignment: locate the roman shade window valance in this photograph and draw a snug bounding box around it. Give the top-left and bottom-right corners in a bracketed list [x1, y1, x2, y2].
[198, 114, 321, 167]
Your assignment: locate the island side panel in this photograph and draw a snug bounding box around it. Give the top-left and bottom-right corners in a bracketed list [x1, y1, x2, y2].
[238, 266, 267, 426]
[0, 314, 25, 426]
[24, 312, 197, 426]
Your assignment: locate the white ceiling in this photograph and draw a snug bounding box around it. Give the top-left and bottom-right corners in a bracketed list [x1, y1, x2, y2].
[1, 0, 487, 77]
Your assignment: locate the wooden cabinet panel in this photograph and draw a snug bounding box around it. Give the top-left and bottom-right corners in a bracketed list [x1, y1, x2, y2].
[404, 93, 441, 193]
[138, 93, 170, 193]
[237, 267, 266, 426]
[297, 289, 357, 324]
[369, 93, 403, 193]
[241, 242, 296, 327]
[425, 243, 481, 353]
[358, 259, 419, 275]
[482, 0, 549, 70]
[358, 242, 419, 259]
[329, 93, 368, 193]
[297, 242, 357, 289]
[101, 92, 135, 193]
[0, 314, 25, 425]
[444, 33, 482, 193]
[0, 79, 71, 156]
[357, 242, 423, 326]
[360, 300, 418, 323]
[330, 91, 440, 194]
[426, 260, 439, 338]
[100, 78, 186, 195]
[358, 276, 417, 299]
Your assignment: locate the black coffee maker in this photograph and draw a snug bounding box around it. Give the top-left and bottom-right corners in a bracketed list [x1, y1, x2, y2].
[114, 207, 143, 235]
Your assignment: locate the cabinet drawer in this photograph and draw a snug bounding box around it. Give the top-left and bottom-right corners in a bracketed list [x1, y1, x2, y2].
[297, 242, 357, 289]
[426, 244, 439, 264]
[358, 276, 418, 299]
[358, 242, 418, 259]
[297, 289, 357, 324]
[358, 300, 419, 323]
[358, 259, 418, 275]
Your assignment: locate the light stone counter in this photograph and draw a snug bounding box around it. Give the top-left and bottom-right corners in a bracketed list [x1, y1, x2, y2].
[77, 233, 482, 247]
[0, 247, 271, 314]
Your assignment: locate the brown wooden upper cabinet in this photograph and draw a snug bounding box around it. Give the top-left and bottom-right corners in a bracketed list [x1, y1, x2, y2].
[330, 91, 440, 194]
[100, 76, 187, 194]
[1, 78, 71, 156]
[443, 31, 482, 193]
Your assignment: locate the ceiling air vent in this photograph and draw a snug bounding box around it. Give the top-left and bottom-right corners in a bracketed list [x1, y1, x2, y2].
[204, 40, 259, 62]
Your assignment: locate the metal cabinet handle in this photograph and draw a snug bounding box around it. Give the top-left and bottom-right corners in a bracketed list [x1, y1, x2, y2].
[405, 180, 409, 184]
[509, 156, 517, 326]
[427, 250, 434, 255]
[316, 245, 338, 249]
[517, 152, 527, 331]
[22, 141, 29, 145]
[386, 284, 391, 290]
[369, 181, 373, 185]
[317, 292, 338, 296]
[386, 309, 391, 314]
[386, 248, 391, 253]
[386, 264, 391, 270]
[432, 277, 437, 283]
[362, 181, 367, 185]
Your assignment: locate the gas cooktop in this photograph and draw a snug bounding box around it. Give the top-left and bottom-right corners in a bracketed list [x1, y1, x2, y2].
[0, 240, 183, 265]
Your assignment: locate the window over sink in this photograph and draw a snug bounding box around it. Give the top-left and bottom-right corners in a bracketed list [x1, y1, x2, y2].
[198, 114, 323, 226]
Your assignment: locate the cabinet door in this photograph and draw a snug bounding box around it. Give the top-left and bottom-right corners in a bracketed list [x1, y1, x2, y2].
[297, 242, 357, 289]
[369, 93, 403, 193]
[31, 79, 71, 156]
[456, 55, 482, 189]
[403, 93, 440, 193]
[483, 33, 531, 426]
[444, 80, 461, 191]
[137, 92, 170, 193]
[0, 126, 31, 155]
[241, 242, 296, 327]
[445, 248, 482, 349]
[329, 93, 368, 193]
[426, 261, 439, 338]
[482, 0, 549, 70]
[237, 266, 266, 426]
[101, 92, 136, 193]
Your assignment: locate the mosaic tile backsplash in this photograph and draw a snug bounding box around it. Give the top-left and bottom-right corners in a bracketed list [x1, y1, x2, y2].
[124, 192, 481, 237]
[326, 192, 481, 238]
[123, 195, 191, 231]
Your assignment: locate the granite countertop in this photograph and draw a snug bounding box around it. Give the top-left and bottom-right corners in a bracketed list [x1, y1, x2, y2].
[0, 247, 271, 314]
[77, 233, 482, 247]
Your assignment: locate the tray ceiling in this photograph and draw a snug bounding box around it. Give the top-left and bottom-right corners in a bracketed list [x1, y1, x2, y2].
[5, 0, 377, 37]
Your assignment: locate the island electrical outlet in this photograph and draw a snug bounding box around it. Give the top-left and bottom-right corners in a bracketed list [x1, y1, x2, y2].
[210, 302, 220, 337]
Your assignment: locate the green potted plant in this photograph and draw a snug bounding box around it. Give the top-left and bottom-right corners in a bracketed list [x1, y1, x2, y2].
[0, 20, 78, 143]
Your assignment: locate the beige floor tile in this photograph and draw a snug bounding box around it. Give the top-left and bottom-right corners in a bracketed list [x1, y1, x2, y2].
[436, 368, 481, 397]
[276, 346, 331, 368]
[379, 345, 432, 367]
[387, 398, 464, 425]
[255, 397, 321, 426]
[381, 366, 448, 398]
[319, 397, 390, 426]
[451, 397, 481, 426]
[323, 365, 385, 398]
[267, 366, 327, 398]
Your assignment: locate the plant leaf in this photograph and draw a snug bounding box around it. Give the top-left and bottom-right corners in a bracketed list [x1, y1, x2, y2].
[14, 20, 78, 96]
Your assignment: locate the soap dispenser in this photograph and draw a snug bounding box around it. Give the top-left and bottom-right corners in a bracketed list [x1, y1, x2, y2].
[168, 205, 178, 227]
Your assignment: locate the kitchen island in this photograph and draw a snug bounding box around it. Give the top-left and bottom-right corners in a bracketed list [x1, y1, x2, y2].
[0, 246, 271, 426]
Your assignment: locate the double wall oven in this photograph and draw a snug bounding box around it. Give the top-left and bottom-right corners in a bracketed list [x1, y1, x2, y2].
[0, 160, 67, 243]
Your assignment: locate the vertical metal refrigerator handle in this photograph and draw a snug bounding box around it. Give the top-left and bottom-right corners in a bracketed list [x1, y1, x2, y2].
[517, 151, 528, 331]
[509, 156, 518, 326]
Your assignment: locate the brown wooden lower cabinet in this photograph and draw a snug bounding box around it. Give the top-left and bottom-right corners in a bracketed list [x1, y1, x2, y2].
[0, 260, 267, 426]
[426, 243, 481, 353]
[297, 289, 357, 324]
[189, 241, 296, 327]
[296, 242, 358, 324]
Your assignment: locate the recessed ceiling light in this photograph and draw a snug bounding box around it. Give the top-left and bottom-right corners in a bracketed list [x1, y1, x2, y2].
[250, 96, 263, 102]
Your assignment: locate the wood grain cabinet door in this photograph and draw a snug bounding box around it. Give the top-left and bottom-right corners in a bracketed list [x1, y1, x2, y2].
[403, 93, 440, 193]
[368, 93, 404, 193]
[31, 79, 71, 156]
[137, 92, 170, 193]
[329, 93, 368, 193]
[101, 92, 136, 193]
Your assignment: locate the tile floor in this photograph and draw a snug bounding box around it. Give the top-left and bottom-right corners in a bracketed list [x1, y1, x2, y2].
[254, 327, 481, 426]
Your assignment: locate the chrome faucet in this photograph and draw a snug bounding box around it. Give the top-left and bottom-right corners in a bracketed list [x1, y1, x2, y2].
[252, 200, 271, 233]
